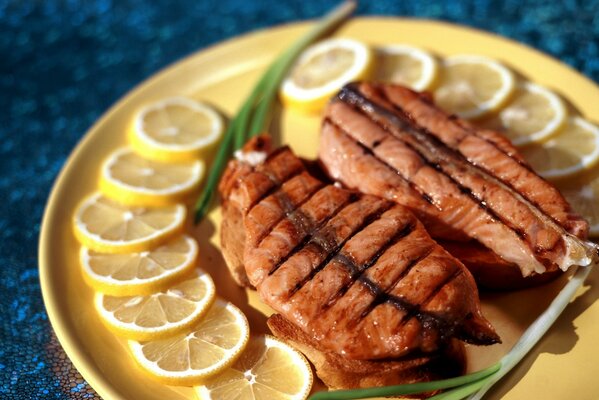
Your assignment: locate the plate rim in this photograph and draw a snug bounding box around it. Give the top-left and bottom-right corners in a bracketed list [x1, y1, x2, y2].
[38, 16, 599, 400]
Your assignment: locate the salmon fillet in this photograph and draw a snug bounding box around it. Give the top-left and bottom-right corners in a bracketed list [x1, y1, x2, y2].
[220, 136, 498, 360]
[319, 83, 597, 281]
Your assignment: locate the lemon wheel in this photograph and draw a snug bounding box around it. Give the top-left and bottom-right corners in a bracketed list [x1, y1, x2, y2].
[434, 55, 515, 119]
[99, 147, 204, 207]
[195, 335, 313, 400]
[498, 82, 567, 146]
[280, 37, 373, 113]
[375, 44, 438, 91]
[80, 234, 199, 296]
[130, 97, 224, 163]
[95, 270, 215, 341]
[521, 117, 599, 180]
[73, 193, 186, 254]
[128, 299, 250, 385]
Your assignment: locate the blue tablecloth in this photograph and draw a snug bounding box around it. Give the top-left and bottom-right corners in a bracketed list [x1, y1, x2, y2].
[1, 0, 598, 398]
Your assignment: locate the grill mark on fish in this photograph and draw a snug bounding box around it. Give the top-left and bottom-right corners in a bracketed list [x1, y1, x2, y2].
[338, 85, 576, 268]
[288, 202, 395, 296]
[402, 268, 463, 324]
[358, 245, 435, 318]
[266, 193, 359, 277]
[246, 166, 304, 212]
[324, 117, 436, 207]
[255, 181, 326, 246]
[323, 220, 416, 310]
[326, 117, 530, 245]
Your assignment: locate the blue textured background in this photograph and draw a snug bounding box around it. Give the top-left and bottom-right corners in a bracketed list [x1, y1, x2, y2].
[1, 0, 598, 398]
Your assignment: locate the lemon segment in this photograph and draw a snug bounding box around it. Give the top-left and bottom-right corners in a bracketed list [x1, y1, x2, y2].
[520, 117, 599, 180]
[434, 55, 515, 119]
[95, 270, 215, 341]
[130, 97, 224, 163]
[498, 82, 567, 146]
[73, 193, 186, 254]
[80, 234, 198, 296]
[129, 299, 250, 385]
[99, 147, 204, 207]
[195, 335, 313, 400]
[559, 175, 599, 237]
[375, 45, 439, 91]
[280, 38, 373, 114]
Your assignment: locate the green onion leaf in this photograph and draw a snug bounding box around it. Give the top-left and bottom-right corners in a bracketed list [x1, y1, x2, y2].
[308, 363, 500, 400]
[194, 0, 356, 223]
[467, 264, 594, 400]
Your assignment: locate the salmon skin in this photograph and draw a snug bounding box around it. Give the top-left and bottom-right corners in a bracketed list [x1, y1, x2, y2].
[220, 136, 498, 360]
[319, 82, 597, 280]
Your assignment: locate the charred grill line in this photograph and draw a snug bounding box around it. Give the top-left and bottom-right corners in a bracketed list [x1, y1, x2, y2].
[266, 193, 359, 277]
[246, 166, 305, 212]
[399, 269, 464, 342]
[322, 220, 416, 310]
[255, 181, 326, 247]
[323, 118, 436, 207]
[288, 201, 394, 297]
[358, 244, 435, 319]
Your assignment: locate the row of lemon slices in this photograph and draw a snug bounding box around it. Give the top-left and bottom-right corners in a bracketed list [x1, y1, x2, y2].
[280, 38, 599, 236]
[71, 98, 313, 399]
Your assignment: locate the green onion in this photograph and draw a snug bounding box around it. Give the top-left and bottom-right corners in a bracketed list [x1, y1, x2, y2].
[308, 263, 594, 400]
[467, 263, 594, 400]
[194, 0, 357, 223]
[308, 363, 500, 400]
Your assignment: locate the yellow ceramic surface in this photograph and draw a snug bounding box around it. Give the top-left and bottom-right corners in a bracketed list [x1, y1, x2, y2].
[39, 18, 599, 400]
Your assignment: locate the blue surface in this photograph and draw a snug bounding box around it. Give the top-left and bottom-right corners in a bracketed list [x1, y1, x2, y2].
[1, 0, 598, 398]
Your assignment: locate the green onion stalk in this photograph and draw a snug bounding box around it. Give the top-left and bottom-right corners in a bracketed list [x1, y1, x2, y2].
[194, 0, 357, 223]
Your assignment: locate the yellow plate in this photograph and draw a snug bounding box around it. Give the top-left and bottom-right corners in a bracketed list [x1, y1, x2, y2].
[39, 18, 599, 400]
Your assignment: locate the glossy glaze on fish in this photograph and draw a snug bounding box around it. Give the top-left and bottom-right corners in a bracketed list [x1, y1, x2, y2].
[319, 83, 597, 280]
[219, 136, 498, 360]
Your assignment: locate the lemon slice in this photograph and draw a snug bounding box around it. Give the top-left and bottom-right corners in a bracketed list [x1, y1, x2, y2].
[81, 234, 198, 296]
[96, 270, 215, 340]
[73, 192, 186, 254]
[129, 299, 250, 385]
[375, 45, 439, 91]
[434, 55, 515, 119]
[520, 117, 599, 180]
[560, 176, 599, 237]
[130, 97, 224, 163]
[195, 335, 313, 400]
[280, 38, 373, 113]
[498, 82, 567, 146]
[99, 147, 204, 207]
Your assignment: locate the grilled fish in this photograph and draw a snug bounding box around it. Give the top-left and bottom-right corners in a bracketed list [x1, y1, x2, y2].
[319, 83, 597, 281]
[219, 136, 498, 360]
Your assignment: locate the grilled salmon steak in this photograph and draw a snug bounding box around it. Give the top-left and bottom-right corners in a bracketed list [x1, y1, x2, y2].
[219, 136, 498, 361]
[319, 82, 597, 283]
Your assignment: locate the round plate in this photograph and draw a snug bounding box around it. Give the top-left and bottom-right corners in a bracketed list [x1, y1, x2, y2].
[39, 18, 599, 400]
